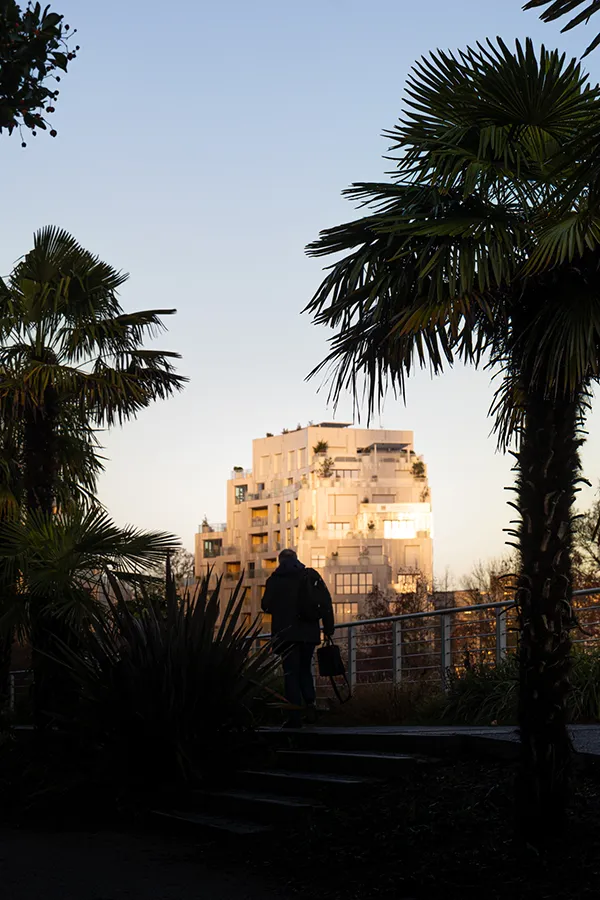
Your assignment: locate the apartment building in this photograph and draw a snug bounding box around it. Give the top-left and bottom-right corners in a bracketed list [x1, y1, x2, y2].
[195, 423, 433, 625]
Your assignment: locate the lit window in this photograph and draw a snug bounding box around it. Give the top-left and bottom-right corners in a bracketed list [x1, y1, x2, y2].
[384, 518, 417, 539]
[333, 601, 359, 619]
[396, 573, 419, 593]
[335, 573, 373, 595]
[328, 522, 351, 536]
[235, 485, 247, 505]
[334, 469, 360, 480]
[311, 553, 326, 569]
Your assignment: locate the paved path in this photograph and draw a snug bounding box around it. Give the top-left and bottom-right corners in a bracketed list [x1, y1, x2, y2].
[0, 829, 290, 900]
[272, 724, 600, 755]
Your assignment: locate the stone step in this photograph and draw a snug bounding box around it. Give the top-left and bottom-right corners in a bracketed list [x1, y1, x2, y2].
[263, 726, 462, 757]
[276, 748, 430, 777]
[150, 809, 272, 836]
[193, 788, 325, 824]
[239, 768, 378, 799]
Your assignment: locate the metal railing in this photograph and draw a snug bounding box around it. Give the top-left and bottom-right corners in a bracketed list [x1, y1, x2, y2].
[11, 589, 600, 713]
[250, 517, 269, 528]
[255, 587, 600, 691]
[198, 522, 227, 534]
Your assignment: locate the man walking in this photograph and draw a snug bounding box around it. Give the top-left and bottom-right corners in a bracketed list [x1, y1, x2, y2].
[262, 548, 335, 728]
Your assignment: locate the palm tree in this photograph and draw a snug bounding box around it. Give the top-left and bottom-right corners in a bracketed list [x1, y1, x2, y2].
[0, 226, 186, 724]
[0, 505, 178, 725]
[0, 226, 187, 516]
[305, 39, 600, 839]
[525, 1, 600, 56]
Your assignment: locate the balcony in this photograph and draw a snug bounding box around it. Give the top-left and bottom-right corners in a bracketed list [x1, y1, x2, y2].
[247, 491, 272, 501]
[251, 542, 270, 554]
[247, 569, 265, 580]
[199, 521, 226, 534]
[250, 516, 269, 529]
[232, 468, 252, 480]
[203, 547, 223, 559]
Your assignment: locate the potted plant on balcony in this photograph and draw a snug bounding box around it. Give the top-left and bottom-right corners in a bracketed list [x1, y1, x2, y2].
[305, 522, 315, 531]
[318, 457, 334, 478]
[368, 521, 376, 531]
[313, 440, 328, 455]
[411, 460, 426, 480]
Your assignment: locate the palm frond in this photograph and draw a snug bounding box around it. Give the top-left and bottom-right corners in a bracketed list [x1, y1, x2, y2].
[525, 0, 600, 57]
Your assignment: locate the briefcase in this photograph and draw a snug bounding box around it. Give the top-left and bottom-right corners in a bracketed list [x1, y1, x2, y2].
[317, 637, 351, 703]
[317, 637, 346, 677]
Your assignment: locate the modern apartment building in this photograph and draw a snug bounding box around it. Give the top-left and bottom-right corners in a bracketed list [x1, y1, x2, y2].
[195, 423, 433, 625]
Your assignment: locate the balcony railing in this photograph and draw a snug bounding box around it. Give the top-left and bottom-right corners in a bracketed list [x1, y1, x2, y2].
[232, 468, 252, 480]
[250, 516, 269, 528]
[247, 491, 272, 501]
[203, 547, 223, 559]
[199, 522, 226, 533]
[251, 543, 269, 554]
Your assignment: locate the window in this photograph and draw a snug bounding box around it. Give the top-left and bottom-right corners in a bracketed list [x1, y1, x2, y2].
[274, 453, 282, 474]
[328, 522, 350, 536]
[335, 573, 373, 595]
[311, 552, 326, 569]
[384, 518, 417, 540]
[294, 497, 299, 519]
[298, 447, 307, 468]
[286, 477, 294, 486]
[333, 601, 359, 619]
[235, 484, 247, 505]
[288, 450, 295, 471]
[294, 526, 299, 546]
[286, 500, 291, 521]
[397, 573, 419, 593]
[203, 538, 222, 558]
[334, 469, 360, 480]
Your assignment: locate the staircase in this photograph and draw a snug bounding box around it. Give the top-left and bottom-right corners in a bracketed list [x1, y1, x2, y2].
[152, 727, 438, 837]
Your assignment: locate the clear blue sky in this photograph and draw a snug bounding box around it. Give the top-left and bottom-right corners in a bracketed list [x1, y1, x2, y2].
[0, 0, 597, 582]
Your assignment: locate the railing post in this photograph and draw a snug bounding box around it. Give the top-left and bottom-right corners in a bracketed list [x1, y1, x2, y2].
[440, 614, 452, 687]
[496, 610, 507, 664]
[392, 620, 402, 684]
[346, 626, 357, 690]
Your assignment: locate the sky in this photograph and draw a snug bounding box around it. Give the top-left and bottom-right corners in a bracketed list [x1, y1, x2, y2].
[0, 0, 598, 584]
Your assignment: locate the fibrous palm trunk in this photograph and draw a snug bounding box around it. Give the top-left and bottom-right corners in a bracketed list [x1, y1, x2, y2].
[515, 385, 583, 840]
[23, 390, 62, 730]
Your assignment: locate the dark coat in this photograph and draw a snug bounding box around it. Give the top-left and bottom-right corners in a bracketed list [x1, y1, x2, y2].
[261, 559, 335, 645]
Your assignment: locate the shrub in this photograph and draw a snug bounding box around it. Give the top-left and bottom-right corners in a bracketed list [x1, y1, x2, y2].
[313, 440, 328, 454]
[441, 657, 519, 725]
[319, 680, 445, 727]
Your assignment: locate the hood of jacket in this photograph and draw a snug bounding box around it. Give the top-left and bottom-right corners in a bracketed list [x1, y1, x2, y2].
[273, 559, 306, 578]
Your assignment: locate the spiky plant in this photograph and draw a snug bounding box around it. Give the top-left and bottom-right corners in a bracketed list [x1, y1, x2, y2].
[54, 570, 277, 786]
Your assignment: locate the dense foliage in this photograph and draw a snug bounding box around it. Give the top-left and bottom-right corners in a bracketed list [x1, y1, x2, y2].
[54, 571, 277, 784]
[0, 1, 77, 141]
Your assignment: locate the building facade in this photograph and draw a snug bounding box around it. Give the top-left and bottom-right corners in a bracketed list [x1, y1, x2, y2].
[195, 423, 433, 626]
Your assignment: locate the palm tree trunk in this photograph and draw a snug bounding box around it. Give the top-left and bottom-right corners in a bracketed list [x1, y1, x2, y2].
[515, 385, 583, 841]
[23, 389, 61, 730]
[23, 389, 60, 517]
[0, 626, 12, 714]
